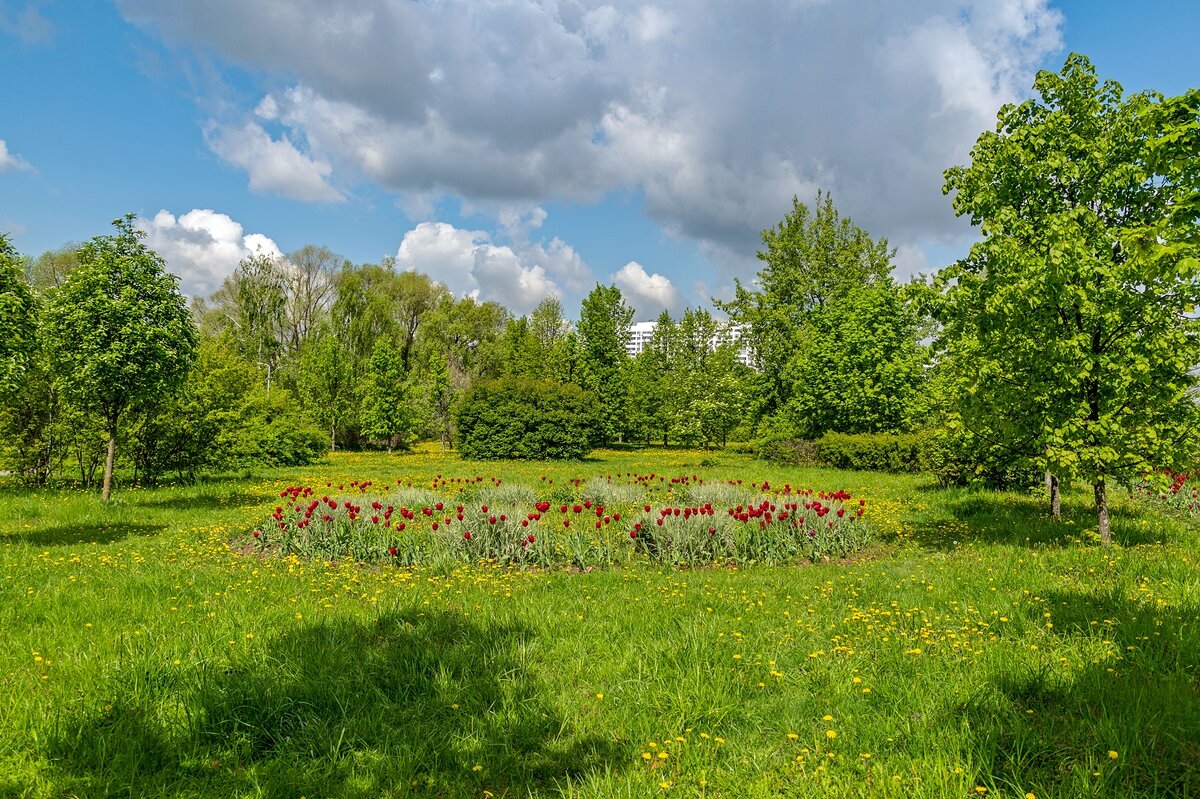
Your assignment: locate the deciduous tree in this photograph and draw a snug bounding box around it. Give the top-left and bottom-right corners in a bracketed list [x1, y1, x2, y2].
[43, 216, 197, 500]
[938, 54, 1200, 543]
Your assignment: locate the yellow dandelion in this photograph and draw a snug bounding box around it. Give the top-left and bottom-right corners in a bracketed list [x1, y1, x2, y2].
[1109, 750, 1119, 760]
[787, 733, 799, 740]
[826, 730, 837, 739]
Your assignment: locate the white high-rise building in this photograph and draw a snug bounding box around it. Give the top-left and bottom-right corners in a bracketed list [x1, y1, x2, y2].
[625, 321, 659, 358]
[624, 320, 755, 368]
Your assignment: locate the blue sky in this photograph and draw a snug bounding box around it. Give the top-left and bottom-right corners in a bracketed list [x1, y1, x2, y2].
[1, 0, 1197, 319]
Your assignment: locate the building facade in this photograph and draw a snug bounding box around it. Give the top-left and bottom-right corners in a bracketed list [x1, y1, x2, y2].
[624, 320, 755, 368]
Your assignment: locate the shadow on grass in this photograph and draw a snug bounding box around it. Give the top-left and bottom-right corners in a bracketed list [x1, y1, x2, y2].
[49, 610, 625, 798]
[953, 590, 1200, 797]
[1, 522, 167, 547]
[901, 488, 1171, 550]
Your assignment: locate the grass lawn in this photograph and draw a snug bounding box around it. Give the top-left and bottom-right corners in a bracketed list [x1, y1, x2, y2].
[1, 447, 1197, 798]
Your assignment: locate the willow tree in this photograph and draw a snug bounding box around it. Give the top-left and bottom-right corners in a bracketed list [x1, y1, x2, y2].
[938, 54, 1200, 543]
[44, 216, 197, 501]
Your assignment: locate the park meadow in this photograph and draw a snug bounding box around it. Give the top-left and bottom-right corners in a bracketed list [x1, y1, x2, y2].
[2, 446, 1197, 798]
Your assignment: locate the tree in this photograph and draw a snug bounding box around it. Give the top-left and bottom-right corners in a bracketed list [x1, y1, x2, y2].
[577, 284, 634, 445]
[719, 192, 919, 436]
[386, 268, 447, 373]
[360, 336, 418, 452]
[0, 235, 37, 398]
[43, 215, 198, 501]
[780, 282, 926, 438]
[938, 54, 1200, 544]
[295, 327, 354, 451]
[626, 310, 678, 445]
[281, 244, 339, 352]
[27, 243, 80, 291]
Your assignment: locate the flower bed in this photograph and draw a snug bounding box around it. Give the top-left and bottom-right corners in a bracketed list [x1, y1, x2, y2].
[245, 473, 871, 568]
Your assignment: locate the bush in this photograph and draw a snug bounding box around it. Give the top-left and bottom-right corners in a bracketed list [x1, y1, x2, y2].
[455, 377, 602, 460]
[755, 428, 930, 474]
[814, 431, 928, 473]
[919, 425, 1043, 490]
[752, 419, 820, 465]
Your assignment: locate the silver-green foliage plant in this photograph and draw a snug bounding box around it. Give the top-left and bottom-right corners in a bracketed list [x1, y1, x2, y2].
[43, 215, 198, 501]
[938, 54, 1200, 543]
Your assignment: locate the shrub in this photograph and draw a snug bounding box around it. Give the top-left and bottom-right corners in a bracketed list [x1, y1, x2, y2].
[455, 377, 602, 460]
[919, 425, 1044, 490]
[752, 420, 820, 465]
[813, 431, 928, 473]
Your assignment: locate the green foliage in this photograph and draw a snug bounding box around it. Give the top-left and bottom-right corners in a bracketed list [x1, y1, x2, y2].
[780, 283, 927, 438]
[294, 328, 354, 451]
[938, 54, 1200, 540]
[124, 337, 325, 483]
[43, 216, 198, 425]
[811, 432, 929, 473]
[721, 193, 925, 439]
[721, 191, 895, 421]
[754, 429, 931, 474]
[577, 284, 634, 445]
[359, 336, 419, 451]
[494, 297, 578, 382]
[41, 215, 198, 499]
[0, 235, 38, 397]
[455, 377, 601, 460]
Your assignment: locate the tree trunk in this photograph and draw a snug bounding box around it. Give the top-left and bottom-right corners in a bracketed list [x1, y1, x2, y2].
[102, 429, 116, 502]
[330, 423, 336, 452]
[1046, 472, 1061, 519]
[1094, 478, 1111, 545]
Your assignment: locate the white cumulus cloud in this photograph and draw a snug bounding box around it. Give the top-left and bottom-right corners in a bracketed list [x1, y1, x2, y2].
[394, 221, 563, 315]
[137, 209, 282, 298]
[0, 138, 32, 172]
[613, 260, 683, 318]
[204, 121, 343, 203]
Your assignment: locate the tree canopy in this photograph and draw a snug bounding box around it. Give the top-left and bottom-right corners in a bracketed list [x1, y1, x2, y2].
[937, 53, 1200, 543]
[43, 215, 198, 500]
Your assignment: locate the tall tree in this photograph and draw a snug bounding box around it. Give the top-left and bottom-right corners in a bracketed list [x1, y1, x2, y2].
[576, 284, 634, 445]
[295, 326, 354, 451]
[281, 244, 338, 352]
[720, 192, 917, 434]
[781, 282, 927, 438]
[386, 268, 448, 373]
[0, 235, 38, 398]
[43, 215, 197, 500]
[359, 336, 418, 452]
[938, 54, 1200, 544]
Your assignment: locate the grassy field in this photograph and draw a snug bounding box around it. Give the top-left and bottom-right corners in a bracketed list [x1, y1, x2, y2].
[1, 446, 1198, 798]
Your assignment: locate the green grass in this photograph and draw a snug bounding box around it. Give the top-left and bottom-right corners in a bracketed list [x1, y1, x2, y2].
[1, 447, 1198, 798]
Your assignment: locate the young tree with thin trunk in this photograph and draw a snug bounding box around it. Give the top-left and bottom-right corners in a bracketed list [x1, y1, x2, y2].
[44, 215, 197, 501]
[939, 54, 1200, 544]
